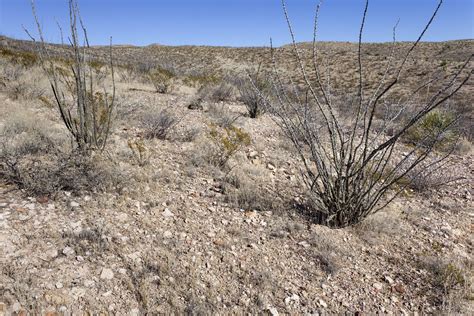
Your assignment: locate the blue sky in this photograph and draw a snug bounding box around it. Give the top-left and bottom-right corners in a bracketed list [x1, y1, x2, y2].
[0, 0, 472, 47]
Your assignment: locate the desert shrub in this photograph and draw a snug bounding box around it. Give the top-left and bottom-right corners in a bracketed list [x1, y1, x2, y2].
[419, 257, 471, 311]
[0, 112, 119, 195]
[0, 47, 38, 67]
[140, 109, 180, 140]
[206, 81, 235, 102]
[207, 103, 240, 128]
[128, 139, 150, 167]
[183, 72, 219, 88]
[404, 110, 457, 151]
[237, 67, 270, 118]
[206, 124, 251, 167]
[257, 0, 471, 228]
[149, 67, 175, 94]
[222, 173, 277, 212]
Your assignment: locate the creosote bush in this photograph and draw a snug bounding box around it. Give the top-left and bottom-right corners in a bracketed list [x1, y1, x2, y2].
[207, 124, 251, 167]
[149, 67, 175, 94]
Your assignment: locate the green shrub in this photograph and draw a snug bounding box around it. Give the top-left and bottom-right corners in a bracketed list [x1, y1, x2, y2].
[404, 110, 457, 151]
[207, 124, 251, 167]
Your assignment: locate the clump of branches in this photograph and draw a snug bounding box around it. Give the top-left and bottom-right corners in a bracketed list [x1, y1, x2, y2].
[238, 64, 270, 118]
[140, 109, 182, 140]
[257, 0, 472, 228]
[25, 0, 115, 152]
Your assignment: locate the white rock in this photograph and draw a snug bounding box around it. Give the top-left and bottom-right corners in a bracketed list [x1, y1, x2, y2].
[373, 282, 383, 290]
[55, 282, 63, 289]
[319, 299, 328, 308]
[70, 201, 80, 208]
[384, 276, 394, 284]
[162, 208, 174, 218]
[46, 249, 59, 259]
[100, 268, 114, 280]
[267, 306, 279, 316]
[62, 246, 75, 256]
[163, 231, 173, 238]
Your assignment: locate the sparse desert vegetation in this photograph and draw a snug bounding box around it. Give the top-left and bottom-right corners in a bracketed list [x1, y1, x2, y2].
[0, 0, 473, 314]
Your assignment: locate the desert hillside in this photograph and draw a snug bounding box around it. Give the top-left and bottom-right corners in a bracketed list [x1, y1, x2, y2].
[0, 34, 473, 315]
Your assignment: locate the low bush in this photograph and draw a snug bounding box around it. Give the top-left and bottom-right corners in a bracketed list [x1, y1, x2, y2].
[206, 124, 251, 167]
[140, 109, 180, 140]
[0, 111, 120, 196]
[404, 110, 457, 151]
[149, 67, 175, 94]
[237, 68, 270, 118]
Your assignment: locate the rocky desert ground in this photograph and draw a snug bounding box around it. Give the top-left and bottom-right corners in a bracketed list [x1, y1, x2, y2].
[0, 34, 473, 315]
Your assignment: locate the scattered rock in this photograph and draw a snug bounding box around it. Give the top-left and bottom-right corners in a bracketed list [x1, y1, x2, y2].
[163, 231, 173, 238]
[69, 201, 80, 208]
[162, 208, 174, 218]
[384, 276, 394, 285]
[100, 268, 114, 280]
[318, 299, 328, 308]
[62, 246, 75, 257]
[266, 306, 279, 316]
[267, 163, 276, 171]
[373, 282, 383, 291]
[55, 282, 63, 289]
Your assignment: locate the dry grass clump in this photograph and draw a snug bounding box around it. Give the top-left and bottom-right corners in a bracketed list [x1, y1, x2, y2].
[419, 256, 472, 312]
[207, 103, 240, 128]
[0, 110, 121, 196]
[140, 109, 180, 140]
[148, 67, 175, 94]
[220, 164, 278, 212]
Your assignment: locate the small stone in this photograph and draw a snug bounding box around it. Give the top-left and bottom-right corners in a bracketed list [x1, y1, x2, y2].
[100, 268, 114, 280]
[130, 308, 140, 316]
[298, 241, 311, 248]
[373, 282, 383, 291]
[12, 302, 21, 312]
[25, 203, 35, 210]
[318, 299, 328, 308]
[267, 163, 276, 171]
[69, 201, 80, 208]
[62, 246, 75, 256]
[36, 196, 49, 204]
[76, 256, 84, 262]
[285, 293, 300, 305]
[163, 231, 173, 238]
[84, 280, 95, 287]
[267, 306, 279, 316]
[248, 151, 258, 159]
[56, 282, 63, 289]
[384, 276, 394, 285]
[162, 208, 174, 218]
[394, 283, 405, 294]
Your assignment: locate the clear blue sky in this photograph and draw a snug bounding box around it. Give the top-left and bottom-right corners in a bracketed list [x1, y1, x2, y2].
[0, 0, 472, 47]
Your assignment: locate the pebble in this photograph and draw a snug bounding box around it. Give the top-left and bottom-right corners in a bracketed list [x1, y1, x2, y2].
[373, 282, 383, 291]
[384, 276, 394, 285]
[69, 201, 80, 208]
[318, 299, 328, 308]
[163, 231, 173, 238]
[55, 282, 63, 289]
[62, 247, 75, 257]
[162, 208, 174, 218]
[100, 268, 114, 280]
